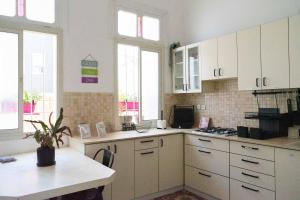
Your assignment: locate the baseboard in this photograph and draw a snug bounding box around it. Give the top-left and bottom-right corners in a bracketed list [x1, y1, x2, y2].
[134, 186, 183, 200]
[184, 186, 219, 200]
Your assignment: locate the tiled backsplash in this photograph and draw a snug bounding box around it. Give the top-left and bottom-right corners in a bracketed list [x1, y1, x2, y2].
[63, 92, 114, 136]
[164, 79, 298, 129]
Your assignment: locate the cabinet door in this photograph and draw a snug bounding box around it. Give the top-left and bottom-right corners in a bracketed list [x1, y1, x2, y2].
[261, 18, 289, 89]
[85, 143, 112, 200]
[135, 148, 159, 198]
[237, 26, 262, 90]
[159, 134, 183, 191]
[289, 14, 300, 88]
[218, 33, 238, 79]
[201, 39, 218, 80]
[186, 44, 201, 93]
[111, 140, 134, 200]
[275, 148, 300, 200]
[173, 47, 186, 93]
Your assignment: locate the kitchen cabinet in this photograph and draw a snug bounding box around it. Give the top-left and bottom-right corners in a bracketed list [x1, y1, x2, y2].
[217, 33, 238, 79]
[289, 14, 300, 88]
[201, 38, 218, 80]
[275, 148, 300, 200]
[237, 26, 262, 90]
[173, 47, 186, 93]
[173, 44, 201, 93]
[85, 140, 134, 200]
[201, 33, 237, 81]
[158, 134, 183, 191]
[86, 143, 112, 200]
[261, 18, 289, 89]
[135, 148, 159, 198]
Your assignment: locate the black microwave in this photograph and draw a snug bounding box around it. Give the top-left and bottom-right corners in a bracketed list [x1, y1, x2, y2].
[171, 105, 194, 129]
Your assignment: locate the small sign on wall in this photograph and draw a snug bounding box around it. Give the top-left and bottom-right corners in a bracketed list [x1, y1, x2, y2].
[81, 54, 99, 84]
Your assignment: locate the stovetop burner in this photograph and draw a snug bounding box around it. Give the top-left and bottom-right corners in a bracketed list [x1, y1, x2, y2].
[195, 127, 237, 136]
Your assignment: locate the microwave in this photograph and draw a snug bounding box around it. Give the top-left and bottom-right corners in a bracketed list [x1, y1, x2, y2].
[171, 105, 194, 129]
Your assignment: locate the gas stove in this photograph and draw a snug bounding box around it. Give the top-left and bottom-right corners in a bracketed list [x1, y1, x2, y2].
[195, 127, 237, 136]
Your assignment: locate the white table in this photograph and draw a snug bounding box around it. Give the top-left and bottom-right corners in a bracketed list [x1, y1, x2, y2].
[0, 148, 115, 200]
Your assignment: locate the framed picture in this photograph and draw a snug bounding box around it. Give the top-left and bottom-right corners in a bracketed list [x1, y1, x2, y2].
[78, 123, 91, 139]
[96, 122, 107, 137]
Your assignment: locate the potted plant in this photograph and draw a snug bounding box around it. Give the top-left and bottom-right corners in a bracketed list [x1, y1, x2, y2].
[24, 108, 72, 167]
[23, 91, 42, 113]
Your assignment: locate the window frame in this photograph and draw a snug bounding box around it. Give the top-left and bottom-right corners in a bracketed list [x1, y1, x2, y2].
[0, 20, 63, 140]
[114, 38, 164, 128]
[0, 0, 58, 26]
[115, 6, 163, 44]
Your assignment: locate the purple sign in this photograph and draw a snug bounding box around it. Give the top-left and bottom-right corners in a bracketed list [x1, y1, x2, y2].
[81, 77, 98, 84]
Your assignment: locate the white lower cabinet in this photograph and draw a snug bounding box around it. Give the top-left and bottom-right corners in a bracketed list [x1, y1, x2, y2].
[159, 134, 183, 191]
[275, 148, 300, 200]
[185, 166, 229, 200]
[230, 179, 275, 200]
[85, 141, 134, 200]
[134, 148, 159, 198]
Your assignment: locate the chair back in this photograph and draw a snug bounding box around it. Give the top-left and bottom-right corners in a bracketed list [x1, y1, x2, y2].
[93, 148, 114, 168]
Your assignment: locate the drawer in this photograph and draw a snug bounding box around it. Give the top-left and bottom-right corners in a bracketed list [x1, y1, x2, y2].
[230, 179, 275, 200]
[135, 137, 158, 150]
[230, 154, 275, 176]
[230, 166, 275, 191]
[185, 145, 229, 177]
[230, 141, 274, 161]
[185, 134, 229, 152]
[185, 166, 229, 200]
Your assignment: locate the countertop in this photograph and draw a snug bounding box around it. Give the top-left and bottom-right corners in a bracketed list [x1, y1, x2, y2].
[70, 128, 300, 151]
[0, 148, 115, 200]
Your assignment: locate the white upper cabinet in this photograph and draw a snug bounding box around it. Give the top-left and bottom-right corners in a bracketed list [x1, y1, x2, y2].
[173, 47, 186, 93]
[218, 33, 238, 79]
[201, 38, 218, 80]
[261, 18, 289, 89]
[186, 44, 202, 93]
[237, 26, 262, 90]
[289, 14, 300, 88]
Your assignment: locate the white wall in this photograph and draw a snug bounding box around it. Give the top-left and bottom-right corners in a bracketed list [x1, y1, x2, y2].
[63, 0, 184, 93]
[183, 0, 300, 44]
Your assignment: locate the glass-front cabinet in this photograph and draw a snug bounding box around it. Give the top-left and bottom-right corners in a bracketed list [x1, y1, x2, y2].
[173, 47, 186, 93]
[172, 44, 201, 93]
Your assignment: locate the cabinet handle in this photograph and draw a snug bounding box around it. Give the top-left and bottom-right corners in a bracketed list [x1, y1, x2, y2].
[256, 78, 260, 87]
[262, 77, 267, 86]
[242, 185, 260, 193]
[241, 145, 259, 150]
[160, 139, 164, 147]
[198, 138, 211, 142]
[218, 68, 222, 76]
[214, 69, 217, 77]
[140, 140, 154, 143]
[198, 149, 211, 154]
[198, 172, 211, 178]
[241, 159, 259, 165]
[107, 145, 111, 151]
[140, 151, 154, 155]
[242, 172, 259, 179]
[114, 144, 117, 154]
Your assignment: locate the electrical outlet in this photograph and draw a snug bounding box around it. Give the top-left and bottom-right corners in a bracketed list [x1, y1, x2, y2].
[196, 105, 201, 110]
[201, 105, 206, 110]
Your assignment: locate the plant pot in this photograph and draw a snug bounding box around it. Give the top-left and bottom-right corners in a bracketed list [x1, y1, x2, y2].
[37, 147, 56, 167]
[23, 102, 36, 113]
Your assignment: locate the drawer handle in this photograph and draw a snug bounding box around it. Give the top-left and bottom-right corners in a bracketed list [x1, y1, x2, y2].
[198, 150, 211, 154]
[198, 138, 211, 142]
[140, 151, 154, 155]
[241, 159, 259, 165]
[242, 172, 259, 179]
[241, 145, 259, 150]
[140, 140, 154, 143]
[242, 185, 260, 193]
[198, 172, 211, 178]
